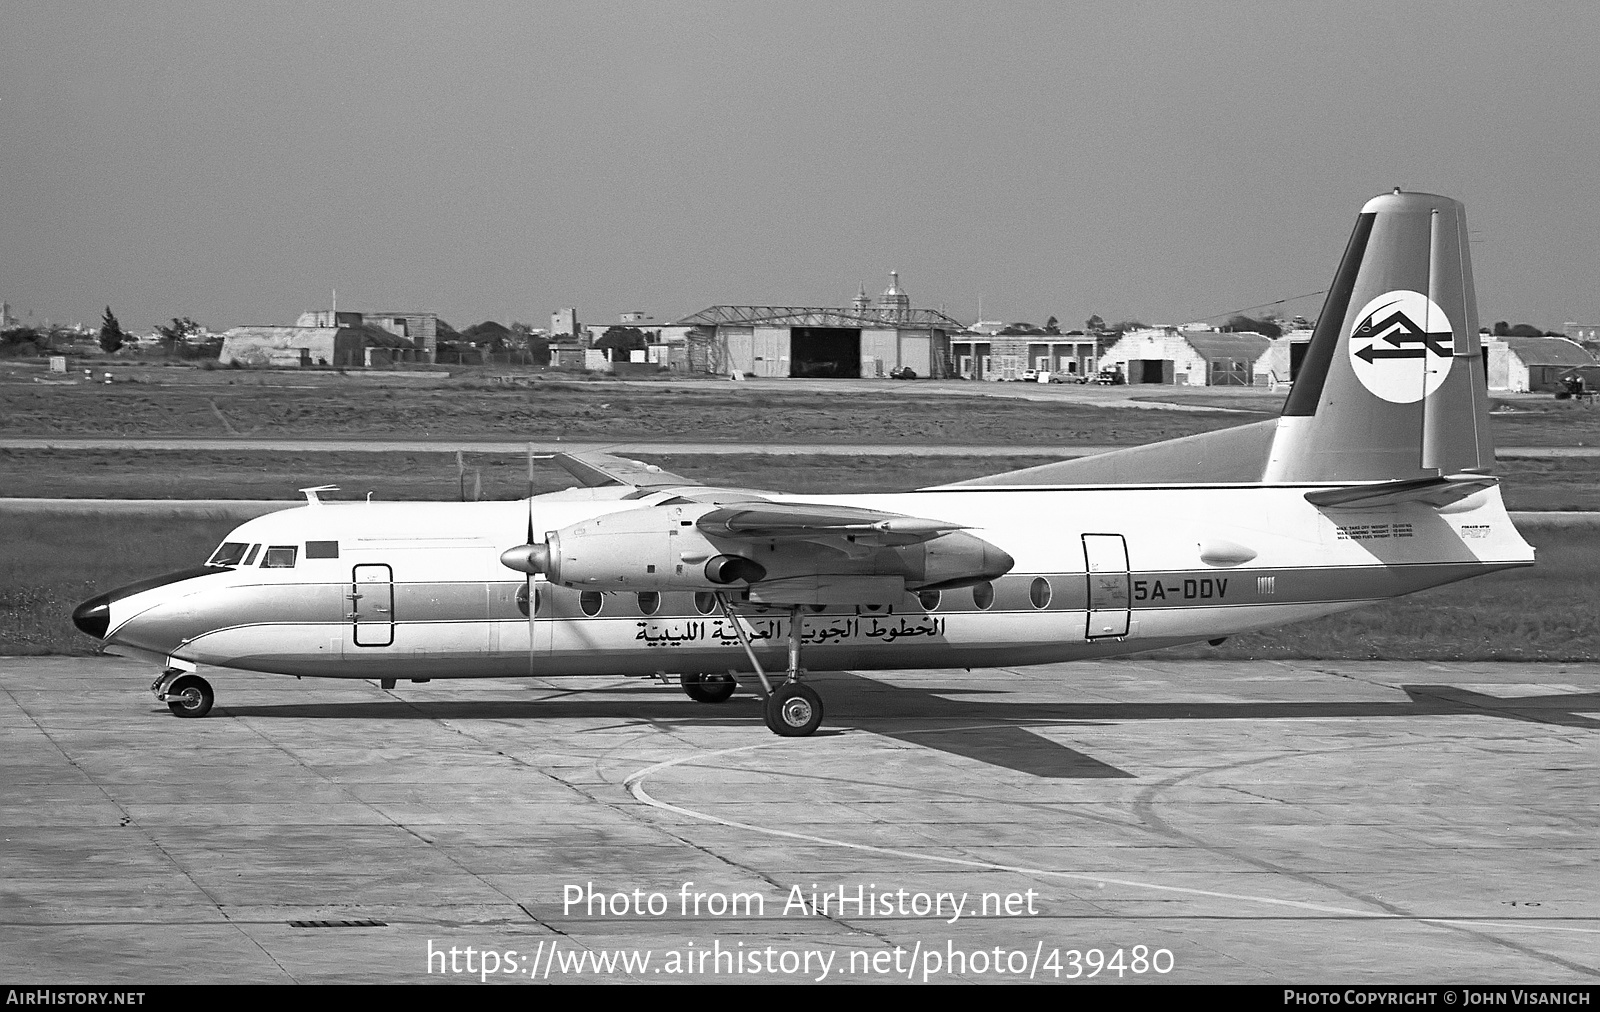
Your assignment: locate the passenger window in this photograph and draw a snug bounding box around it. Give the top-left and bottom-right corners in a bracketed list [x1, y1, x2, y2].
[918, 590, 941, 611]
[241, 545, 260, 566]
[207, 542, 248, 567]
[694, 592, 718, 615]
[637, 592, 660, 616]
[1029, 577, 1052, 609]
[517, 584, 548, 617]
[262, 546, 299, 568]
[305, 541, 339, 559]
[972, 581, 995, 610]
[580, 591, 603, 617]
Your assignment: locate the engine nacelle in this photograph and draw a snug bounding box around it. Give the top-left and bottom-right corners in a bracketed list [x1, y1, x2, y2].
[498, 502, 1014, 597]
[501, 504, 764, 592]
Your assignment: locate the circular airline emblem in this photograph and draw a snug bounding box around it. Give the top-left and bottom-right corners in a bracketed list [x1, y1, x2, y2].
[1346, 290, 1454, 403]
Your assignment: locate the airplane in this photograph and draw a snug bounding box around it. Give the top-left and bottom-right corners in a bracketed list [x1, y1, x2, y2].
[72, 190, 1535, 737]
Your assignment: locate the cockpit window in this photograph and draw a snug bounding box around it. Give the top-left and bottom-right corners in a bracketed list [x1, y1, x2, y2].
[305, 541, 339, 559]
[262, 546, 299, 568]
[241, 545, 260, 566]
[207, 542, 249, 567]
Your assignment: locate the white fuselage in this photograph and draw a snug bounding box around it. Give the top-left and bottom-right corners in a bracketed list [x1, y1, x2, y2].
[92, 482, 1534, 680]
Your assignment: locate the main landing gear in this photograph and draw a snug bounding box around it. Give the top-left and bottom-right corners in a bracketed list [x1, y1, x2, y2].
[715, 594, 825, 738]
[764, 682, 823, 738]
[153, 669, 213, 718]
[680, 671, 738, 704]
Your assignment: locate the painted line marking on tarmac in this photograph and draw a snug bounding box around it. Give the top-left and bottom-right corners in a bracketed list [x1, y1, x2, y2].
[622, 729, 1600, 935]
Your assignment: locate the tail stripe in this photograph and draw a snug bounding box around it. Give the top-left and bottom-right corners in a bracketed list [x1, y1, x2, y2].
[1282, 212, 1376, 417]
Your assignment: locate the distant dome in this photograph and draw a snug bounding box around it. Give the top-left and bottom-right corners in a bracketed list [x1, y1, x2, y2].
[877, 271, 910, 316]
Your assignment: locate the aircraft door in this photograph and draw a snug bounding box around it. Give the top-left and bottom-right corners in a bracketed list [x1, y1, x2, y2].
[351, 564, 394, 647]
[1082, 534, 1130, 639]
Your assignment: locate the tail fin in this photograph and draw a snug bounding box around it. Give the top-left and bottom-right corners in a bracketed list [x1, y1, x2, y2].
[944, 190, 1494, 490]
[1263, 189, 1493, 481]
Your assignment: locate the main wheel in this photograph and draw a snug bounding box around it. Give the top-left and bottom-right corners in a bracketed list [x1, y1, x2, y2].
[680, 671, 737, 704]
[763, 683, 822, 737]
[166, 674, 214, 718]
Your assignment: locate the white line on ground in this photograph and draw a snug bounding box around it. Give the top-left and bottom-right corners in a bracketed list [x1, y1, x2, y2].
[622, 730, 1600, 934]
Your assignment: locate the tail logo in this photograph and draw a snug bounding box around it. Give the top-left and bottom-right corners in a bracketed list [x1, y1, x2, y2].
[1347, 290, 1454, 403]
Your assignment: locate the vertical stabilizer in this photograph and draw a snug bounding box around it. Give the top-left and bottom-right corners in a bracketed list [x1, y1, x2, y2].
[1263, 191, 1494, 482]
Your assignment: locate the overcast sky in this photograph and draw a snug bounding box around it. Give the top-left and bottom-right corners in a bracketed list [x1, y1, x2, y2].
[3, 1, 1597, 333]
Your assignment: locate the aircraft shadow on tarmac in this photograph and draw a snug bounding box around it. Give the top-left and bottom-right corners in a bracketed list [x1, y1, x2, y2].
[214, 676, 1600, 780]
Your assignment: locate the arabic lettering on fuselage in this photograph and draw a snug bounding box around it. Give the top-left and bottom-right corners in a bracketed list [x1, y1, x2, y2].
[633, 615, 946, 648]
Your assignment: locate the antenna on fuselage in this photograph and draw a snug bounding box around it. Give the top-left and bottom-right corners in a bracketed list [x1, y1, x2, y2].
[299, 485, 339, 506]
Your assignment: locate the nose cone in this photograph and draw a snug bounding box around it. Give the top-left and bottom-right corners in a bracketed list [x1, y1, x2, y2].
[68, 565, 223, 646]
[72, 594, 112, 639]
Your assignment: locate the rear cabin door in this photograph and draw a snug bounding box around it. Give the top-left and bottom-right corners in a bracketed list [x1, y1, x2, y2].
[351, 564, 394, 647]
[1082, 534, 1130, 639]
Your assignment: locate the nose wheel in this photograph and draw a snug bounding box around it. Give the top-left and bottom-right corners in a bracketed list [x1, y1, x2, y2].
[154, 670, 214, 718]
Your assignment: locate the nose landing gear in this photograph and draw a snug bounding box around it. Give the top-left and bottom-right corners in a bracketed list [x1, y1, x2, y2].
[153, 669, 214, 718]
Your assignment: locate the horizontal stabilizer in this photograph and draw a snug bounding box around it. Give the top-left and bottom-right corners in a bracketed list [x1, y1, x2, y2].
[942, 420, 1277, 487]
[1304, 475, 1497, 509]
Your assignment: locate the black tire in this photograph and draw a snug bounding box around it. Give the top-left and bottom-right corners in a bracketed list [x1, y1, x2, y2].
[763, 683, 823, 737]
[166, 674, 214, 718]
[681, 671, 737, 704]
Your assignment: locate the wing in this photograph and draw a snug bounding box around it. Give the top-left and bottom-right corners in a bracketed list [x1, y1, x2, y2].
[553, 451, 702, 489]
[696, 501, 1011, 600]
[513, 454, 1014, 604]
[697, 502, 968, 547]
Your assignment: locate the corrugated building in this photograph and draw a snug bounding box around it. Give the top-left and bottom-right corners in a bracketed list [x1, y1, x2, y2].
[1100, 327, 1273, 386]
[1251, 329, 1315, 389]
[1487, 336, 1595, 392]
[674, 275, 962, 379]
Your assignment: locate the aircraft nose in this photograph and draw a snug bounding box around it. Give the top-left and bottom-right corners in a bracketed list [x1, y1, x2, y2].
[68, 565, 225, 646]
[72, 594, 112, 639]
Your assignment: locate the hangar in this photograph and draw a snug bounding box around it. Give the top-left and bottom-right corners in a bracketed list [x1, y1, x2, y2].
[675, 275, 963, 379]
[1100, 327, 1273, 386]
[1487, 336, 1596, 392]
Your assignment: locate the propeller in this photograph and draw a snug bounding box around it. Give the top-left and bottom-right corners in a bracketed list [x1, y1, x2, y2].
[512, 491, 543, 673]
[502, 493, 551, 575]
